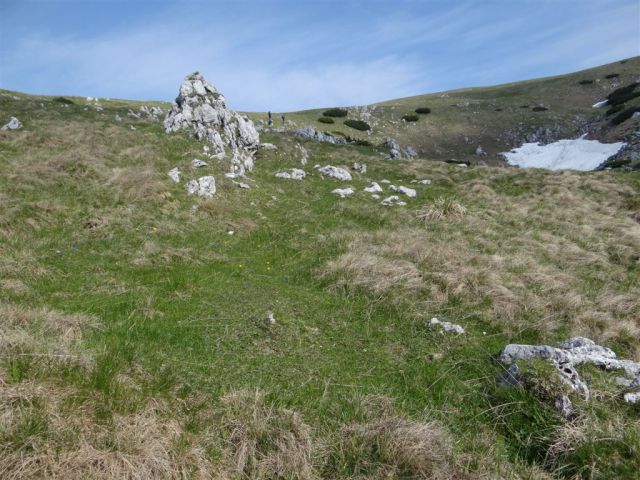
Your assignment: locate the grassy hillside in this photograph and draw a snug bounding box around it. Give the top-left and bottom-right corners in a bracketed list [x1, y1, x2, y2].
[1, 64, 640, 479]
[254, 56, 640, 165]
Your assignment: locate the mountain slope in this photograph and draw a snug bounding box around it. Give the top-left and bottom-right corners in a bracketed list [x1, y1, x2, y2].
[0, 61, 639, 479]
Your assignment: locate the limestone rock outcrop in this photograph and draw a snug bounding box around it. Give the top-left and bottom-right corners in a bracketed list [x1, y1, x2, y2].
[164, 72, 259, 176]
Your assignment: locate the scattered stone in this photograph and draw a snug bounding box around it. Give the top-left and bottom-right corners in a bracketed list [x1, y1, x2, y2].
[592, 99, 608, 108]
[390, 185, 417, 197]
[371, 194, 380, 200]
[381, 195, 406, 207]
[499, 364, 525, 387]
[186, 175, 216, 197]
[296, 144, 308, 165]
[405, 146, 418, 159]
[168, 168, 181, 183]
[275, 168, 306, 180]
[191, 158, 208, 168]
[457, 163, 468, 168]
[428, 317, 465, 335]
[380, 179, 391, 184]
[411, 179, 432, 185]
[364, 182, 383, 193]
[266, 311, 276, 325]
[318, 165, 352, 181]
[295, 126, 348, 144]
[261, 143, 277, 150]
[164, 72, 259, 176]
[352, 162, 367, 174]
[475, 145, 486, 156]
[332, 187, 355, 198]
[115, 114, 122, 122]
[130, 125, 136, 130]
[624, 391, 640, 404]
[385, 137, 402, 160]
[1, 116, 22, 131]
[555, 395, 574, 419]
[238, 182, 250, 189]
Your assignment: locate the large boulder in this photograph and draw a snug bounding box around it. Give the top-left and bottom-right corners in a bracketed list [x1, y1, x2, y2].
[164, 72, 259, 176]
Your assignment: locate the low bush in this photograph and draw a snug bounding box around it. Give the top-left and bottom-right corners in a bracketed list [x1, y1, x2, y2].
[605, 73, 620, 79]
[494, 108, 503, 111]
[415, 107, 431, 114]
[402, 114, 419, 122]
[53, 96, 74, 105]
[606, 82, 640, 106]
[344, 119, 371, 131]
[532, 106, 548, 112]
[317, 117, 334, 124]
[578, 80, 594, 85]
[606, 104, 624, 116]
[322, 108, 348, 118]
[611, 106, 640, 126]
[520, 105, 530, 108]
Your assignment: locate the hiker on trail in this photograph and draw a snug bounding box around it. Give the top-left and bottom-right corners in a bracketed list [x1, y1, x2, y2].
[268, 111, 273, 126]
[281, 114, 286, 125]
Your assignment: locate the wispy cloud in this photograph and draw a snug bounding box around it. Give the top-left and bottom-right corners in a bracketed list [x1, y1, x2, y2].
[0, 0, 638, 110]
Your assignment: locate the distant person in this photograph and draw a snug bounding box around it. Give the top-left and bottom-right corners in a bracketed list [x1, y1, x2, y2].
[268, 111, 273, 126]
[281, 114, 286, 125]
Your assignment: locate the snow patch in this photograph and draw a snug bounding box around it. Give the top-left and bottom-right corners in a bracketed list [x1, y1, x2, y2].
[501, 137, 626, 171]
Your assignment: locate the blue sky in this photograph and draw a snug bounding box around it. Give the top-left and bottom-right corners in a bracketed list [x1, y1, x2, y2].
[0, 0, 638, 111]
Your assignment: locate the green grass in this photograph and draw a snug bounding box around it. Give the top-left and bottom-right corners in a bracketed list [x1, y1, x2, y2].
[1, 65, 640, 478]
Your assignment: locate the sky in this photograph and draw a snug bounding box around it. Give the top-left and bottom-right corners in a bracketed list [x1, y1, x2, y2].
[0, 0, 638, 111]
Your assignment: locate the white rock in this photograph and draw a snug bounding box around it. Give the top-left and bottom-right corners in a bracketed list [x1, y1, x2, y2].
[380, 179, 391, 184]
[191, 158, 208, 168]
[318, 165, 352, 181]
[238, 182, 250, 189]
[275, 168, 306, 180]
[114, 114, 122, 122]
[186, 175, 216, 197]
[353, 162, 367, 174]
[412, 179, 432, 185]
[1, 116, 22, 131]
[457, 163, 468, 168]
[625, 391, 640, 404]
[364, 182, 383, 193]
[381, 195, 406, 207]
[266, 311, 276, 325]
[592, 100, 608, 108]
[332, 187, 355, 198]
[428, 317, 465, 335]
[371, 194, 380, 200]
[261, 143, 278, 150]
[296, 144, 309, 165]
[168, 167, 181, 183]
[391, 185, 417, 197]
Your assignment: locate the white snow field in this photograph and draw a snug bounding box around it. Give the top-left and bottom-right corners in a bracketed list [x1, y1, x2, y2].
[501, 137, 626, 171]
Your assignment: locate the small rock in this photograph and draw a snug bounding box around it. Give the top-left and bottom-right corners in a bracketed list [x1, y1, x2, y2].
[499, 364, 524, 387]
[275, 168, 306, 180]
[592, 100, 608, 108]
[390, 185, 417, 197]
[266, 311, 276, 325]
[624, 391, 640, 404]
[191, 158, 208, 168]
[115, 114, 122, 122]
[168, 167, 181, 183]
[295, 126, 348, 144]
[238, 182, 250, 189]
[332, 187, 355, 198]
[186, 175, 216, 197]
[352, 162, 367, 174]
[371, 194, 380, 200]
[381, 195, 406, 207]
[364, 182, 383, 193]
[428, 317, 465, 335]
[380, 179, 391, 184]
[318, 165, 352, 181]
[1, 116, 22, 131]
[475, 145, 486, 156]
[411, 179, 432, 185]
[555, 394, 574, 419]
[261, 143, 278, 150]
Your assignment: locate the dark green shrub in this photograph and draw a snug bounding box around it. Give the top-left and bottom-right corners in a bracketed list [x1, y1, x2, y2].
[402, 114, 419, 122]
[53, 96, 74, 105]
[494, 108, 503, 112]
[415, 107, 431, 114]
[532, 106, 548, 112]
[611, 106, 640, 126]
[322, 108, 348, 118]
[520, 105, 530, 108]
[606, 104, 624, 116]
[344, 119, 371, 131]
[318, 117, 334, 124]
[578, 80, 594, 85]
[605, 73, 620, 79]
[606, 82, 640, 106]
